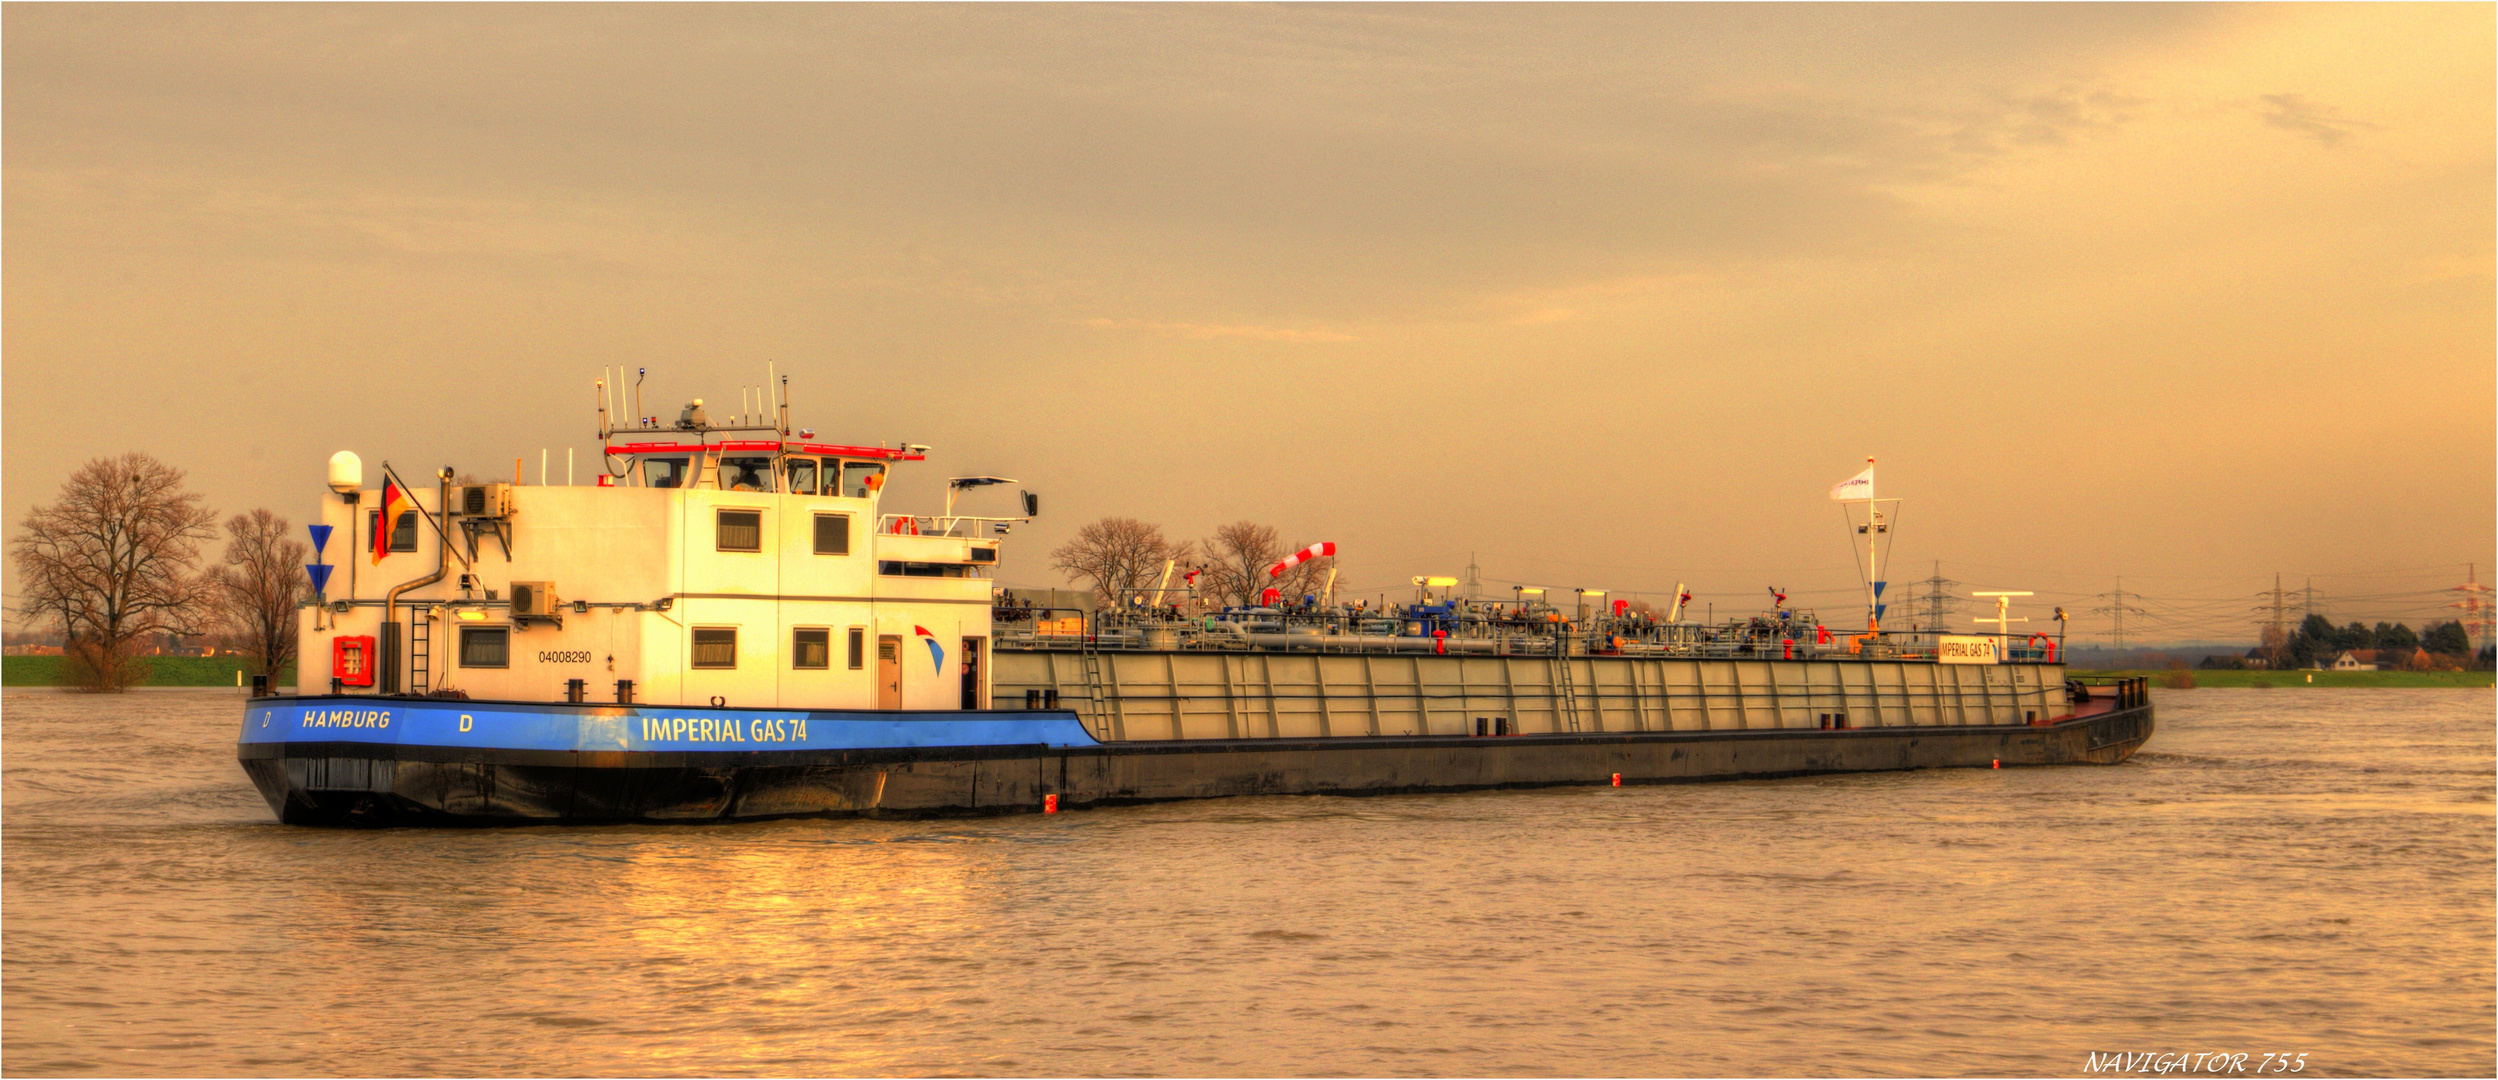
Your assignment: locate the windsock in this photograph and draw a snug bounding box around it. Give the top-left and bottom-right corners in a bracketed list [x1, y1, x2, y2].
[1768, 586, 1786, 609]
[1267, 541, 1336, 578]
[1183, 568, 1203, 587]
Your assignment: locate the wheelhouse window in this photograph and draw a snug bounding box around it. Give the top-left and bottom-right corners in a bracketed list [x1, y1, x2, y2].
[784, 457, 820, 496]
[841, 462, 886, 498]
[721, 457, 774, 493]
[642, 457, 691, 489]
[716, 509, 762, 552]
[692, 627, 737, 669]
[793, 628, 830, 670]
[813, 513, 851, 555]
[369, 508, 418, 552]
[459, 626, 509, 668]
[847, 627, 865, 670]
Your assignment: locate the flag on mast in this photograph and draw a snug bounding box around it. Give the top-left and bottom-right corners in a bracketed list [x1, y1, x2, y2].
[1829, 460, 1874, 501]
[371, 475, 412, 565]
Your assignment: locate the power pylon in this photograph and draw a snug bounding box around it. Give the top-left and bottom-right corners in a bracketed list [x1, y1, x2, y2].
[2091, 576, 2149, 652]
[1909, 561, 1962, 635]
[2450, 563, 2495, 652]
[2254, 572, 2298, 666]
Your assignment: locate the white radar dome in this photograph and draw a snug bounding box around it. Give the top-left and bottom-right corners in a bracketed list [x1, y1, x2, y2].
[328, 451, 363, 494]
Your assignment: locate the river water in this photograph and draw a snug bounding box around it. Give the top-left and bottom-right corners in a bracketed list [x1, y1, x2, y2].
[3, 688, 2490, 1077]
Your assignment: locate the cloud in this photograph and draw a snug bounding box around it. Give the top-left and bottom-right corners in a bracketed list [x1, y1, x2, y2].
[2258, 93, 2375, 146]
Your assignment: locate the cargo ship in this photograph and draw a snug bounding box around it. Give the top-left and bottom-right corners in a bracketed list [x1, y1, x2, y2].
[238, 373, 2152, 826]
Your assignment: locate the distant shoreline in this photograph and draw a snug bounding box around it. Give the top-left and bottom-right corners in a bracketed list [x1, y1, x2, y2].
[2, 656, 295, 688]
[2072, 668, 2492, 689]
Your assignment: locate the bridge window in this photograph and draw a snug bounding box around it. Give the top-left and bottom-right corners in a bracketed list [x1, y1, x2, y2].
[841, 462, 886, 498]
[813, 513, 851, 555]
[641, 457, 691, 489]
[721, 457, 774, 493]
[784, 457, 820, 496]
[692, 627, 737, 669]
[459, 626, 509, 668]
[793, 628, 830, 670]
[716, 509, 762, 552]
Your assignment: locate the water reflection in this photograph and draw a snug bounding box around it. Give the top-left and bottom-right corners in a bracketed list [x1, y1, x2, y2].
[2, 688, 2492, 1076]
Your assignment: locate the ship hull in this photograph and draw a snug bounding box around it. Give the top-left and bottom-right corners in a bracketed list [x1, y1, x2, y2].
[238, 695, 2151, 827]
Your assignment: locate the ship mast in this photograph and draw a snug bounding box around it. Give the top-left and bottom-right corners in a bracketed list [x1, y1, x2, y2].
[1832, 457, 1899, 633]
[1864, 460, 1878, 630]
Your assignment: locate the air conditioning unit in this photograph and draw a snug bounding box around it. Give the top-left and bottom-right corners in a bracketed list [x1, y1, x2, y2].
[510, 580, 562, 625]
[455, 483, 512, 518]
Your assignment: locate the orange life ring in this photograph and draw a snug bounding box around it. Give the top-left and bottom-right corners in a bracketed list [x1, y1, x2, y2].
[2027, 632, 2057, 662]
[890, 517, 918, 536]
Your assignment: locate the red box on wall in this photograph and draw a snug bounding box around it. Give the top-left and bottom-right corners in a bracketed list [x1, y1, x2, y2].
[333, 635, 376, 687]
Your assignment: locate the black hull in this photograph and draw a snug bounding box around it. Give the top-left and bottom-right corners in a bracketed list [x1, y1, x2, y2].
[239, 705, 2152, 827]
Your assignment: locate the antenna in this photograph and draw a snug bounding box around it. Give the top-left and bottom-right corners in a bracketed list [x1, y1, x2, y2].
[769, 361, 785, 434]
[634, 367, 647, 429]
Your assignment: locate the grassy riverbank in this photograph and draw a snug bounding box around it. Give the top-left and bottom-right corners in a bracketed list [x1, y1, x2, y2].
[2, 656, 294, 688]
[2072, 668, 2493, 689]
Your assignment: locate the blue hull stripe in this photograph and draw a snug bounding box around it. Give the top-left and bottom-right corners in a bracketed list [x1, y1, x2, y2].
[240, 698, 1099, 753]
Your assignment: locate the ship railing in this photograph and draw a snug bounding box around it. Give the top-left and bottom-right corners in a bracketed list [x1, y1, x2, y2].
[998, 625, 2074, 664]
[2066, 674, 2151, 710]
[997, 610, 2072, 664]
[879, 513, 1022, 538]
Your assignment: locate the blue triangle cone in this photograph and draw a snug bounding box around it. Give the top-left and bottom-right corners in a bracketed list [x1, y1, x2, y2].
[306, 563, 335, 594]
[1872, 580, 1887, 598]
[308, 524, 333, 555]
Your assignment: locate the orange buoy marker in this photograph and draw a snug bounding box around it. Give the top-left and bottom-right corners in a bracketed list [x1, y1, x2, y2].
[1991, 759, 2000, 769]
[1044, 794, 1059, 813]
[1612, 773, 1623, 787]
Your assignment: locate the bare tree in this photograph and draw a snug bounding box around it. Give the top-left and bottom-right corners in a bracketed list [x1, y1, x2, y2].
[1198, 520, 1335, 608]
[11, 453, 218, 690]
[1050, 518, 1183, 608]
[209, 509, 309, 681]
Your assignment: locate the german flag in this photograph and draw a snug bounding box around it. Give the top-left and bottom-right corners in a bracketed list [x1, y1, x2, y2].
[372, 476, 411, 565]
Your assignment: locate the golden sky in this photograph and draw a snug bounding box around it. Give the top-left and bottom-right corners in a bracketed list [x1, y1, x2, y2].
[5, 4, 2491, 641]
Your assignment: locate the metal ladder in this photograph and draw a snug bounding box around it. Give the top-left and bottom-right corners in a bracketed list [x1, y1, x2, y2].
[1553, 637, 1582, 732]
[409, 611, 431, 695]
[1080, 618, 1109, 739]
